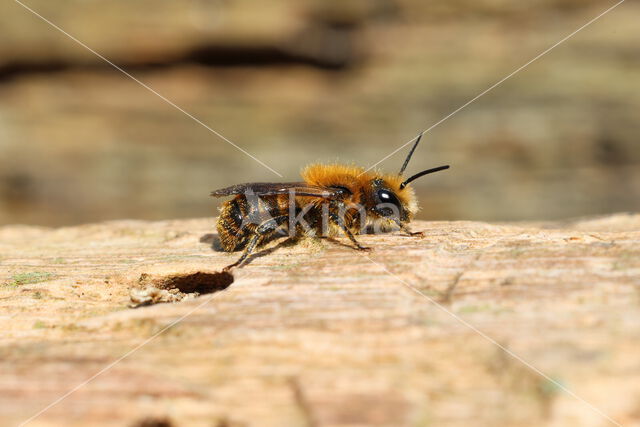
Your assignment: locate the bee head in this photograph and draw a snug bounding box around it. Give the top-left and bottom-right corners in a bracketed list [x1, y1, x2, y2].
[370, 132, 449, 223]
[370, 176, 416, 223]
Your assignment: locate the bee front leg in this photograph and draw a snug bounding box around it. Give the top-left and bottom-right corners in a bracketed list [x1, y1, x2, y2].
[329, 212, 371, 251]
[396, 220, 424, 238]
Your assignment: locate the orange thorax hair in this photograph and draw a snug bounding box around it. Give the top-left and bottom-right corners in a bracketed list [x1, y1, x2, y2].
[301, 163, 419, 216]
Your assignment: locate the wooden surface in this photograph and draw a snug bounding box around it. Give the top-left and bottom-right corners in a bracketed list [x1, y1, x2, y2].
[1, 215, 639, 426]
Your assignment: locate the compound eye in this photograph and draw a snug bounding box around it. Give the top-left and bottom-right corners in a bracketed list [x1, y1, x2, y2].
[376, 189, 401, 217]
[378, 189, 399, 206]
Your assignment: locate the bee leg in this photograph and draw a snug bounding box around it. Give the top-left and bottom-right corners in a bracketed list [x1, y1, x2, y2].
[396, 220, 424, 238]
[223, 234, 260, 271]
[329, 213, 371, 251]
[223, 215, 288, 271]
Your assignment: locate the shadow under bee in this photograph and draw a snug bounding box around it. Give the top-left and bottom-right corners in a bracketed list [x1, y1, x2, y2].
[199, 233, 224, 251]
[200, 232, 302, 268]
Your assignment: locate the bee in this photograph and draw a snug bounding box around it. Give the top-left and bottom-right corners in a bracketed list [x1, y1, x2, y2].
[211, 133, 449, 270]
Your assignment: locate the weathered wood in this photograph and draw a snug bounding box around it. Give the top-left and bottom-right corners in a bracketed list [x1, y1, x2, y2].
[1, 215, 639, 426]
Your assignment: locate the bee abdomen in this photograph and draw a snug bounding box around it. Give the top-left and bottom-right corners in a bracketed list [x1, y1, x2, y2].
[217, 196, 251, 252]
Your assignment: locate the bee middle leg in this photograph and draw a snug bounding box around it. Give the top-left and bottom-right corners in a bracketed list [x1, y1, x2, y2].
[329, 212, 371, 251]
[223, 215, 288, 271]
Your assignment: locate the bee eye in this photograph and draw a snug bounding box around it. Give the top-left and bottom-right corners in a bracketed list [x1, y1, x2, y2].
[377, 189, 399, 206]
[375, 189, 401, 217]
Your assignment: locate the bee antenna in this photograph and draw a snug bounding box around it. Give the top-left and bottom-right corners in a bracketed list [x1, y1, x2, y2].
[400, 165, 450, 189]
[399, 131, 424, 175]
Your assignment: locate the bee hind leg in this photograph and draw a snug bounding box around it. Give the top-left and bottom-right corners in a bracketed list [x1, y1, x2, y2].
[223, 215, 288, 271]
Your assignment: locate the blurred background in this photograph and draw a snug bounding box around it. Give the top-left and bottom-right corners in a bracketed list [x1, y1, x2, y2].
[0, 0, 638, 227]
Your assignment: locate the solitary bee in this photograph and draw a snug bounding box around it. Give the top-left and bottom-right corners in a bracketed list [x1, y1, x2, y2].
[211, 133, 449, 270]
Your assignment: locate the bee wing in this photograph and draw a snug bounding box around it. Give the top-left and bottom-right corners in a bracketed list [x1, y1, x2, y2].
[210, 182, 344, 200]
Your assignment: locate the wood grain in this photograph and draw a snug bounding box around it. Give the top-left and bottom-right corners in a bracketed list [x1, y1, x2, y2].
[1, 215, 639, 426]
